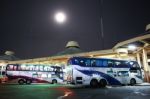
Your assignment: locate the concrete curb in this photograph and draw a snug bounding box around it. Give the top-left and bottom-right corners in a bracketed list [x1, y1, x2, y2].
[136, 83, 150, 86]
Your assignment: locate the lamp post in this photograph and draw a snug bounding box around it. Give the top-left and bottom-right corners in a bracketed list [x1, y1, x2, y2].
[100, 0, 104, 49]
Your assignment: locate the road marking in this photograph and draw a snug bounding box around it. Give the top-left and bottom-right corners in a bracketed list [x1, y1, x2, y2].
[123, 91, 150, 99]
[133, 91, 150, 96]
[106, 86, 112, 88]
[57, 91, 72, 99]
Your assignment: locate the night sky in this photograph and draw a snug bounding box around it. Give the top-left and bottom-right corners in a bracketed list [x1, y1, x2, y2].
[0, 0, 150, 59]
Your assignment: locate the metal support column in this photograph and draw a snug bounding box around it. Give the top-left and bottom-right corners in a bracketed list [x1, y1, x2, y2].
[136, 53, 141, 68]
[142, 48, 149, 82]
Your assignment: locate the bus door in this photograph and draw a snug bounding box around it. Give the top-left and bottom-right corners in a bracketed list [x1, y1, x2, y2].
[0, 66, 2, 77]
[53, 66, 63, 79]
[107, 60, 115, 77]
[105, 60, 119, 85]
[113, 61, 130, 84]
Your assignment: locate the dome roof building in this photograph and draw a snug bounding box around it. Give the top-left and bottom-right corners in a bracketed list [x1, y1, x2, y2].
[55, 41, 82, 56]
[146, 24, 150, 32]
[0, 51, 20, 61]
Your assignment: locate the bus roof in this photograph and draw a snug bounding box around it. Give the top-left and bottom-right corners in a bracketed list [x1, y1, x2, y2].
[70, 56, 136, 62]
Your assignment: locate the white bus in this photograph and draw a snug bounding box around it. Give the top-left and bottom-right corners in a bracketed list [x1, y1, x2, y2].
[65, 57, 144, 87]
[6, 64, 64, 84]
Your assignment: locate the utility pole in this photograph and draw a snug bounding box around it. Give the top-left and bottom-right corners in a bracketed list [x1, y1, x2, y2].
[100, 0, 104, 49]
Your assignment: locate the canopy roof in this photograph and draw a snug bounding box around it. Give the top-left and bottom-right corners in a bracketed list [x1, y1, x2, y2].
[114, 34, 150, 49]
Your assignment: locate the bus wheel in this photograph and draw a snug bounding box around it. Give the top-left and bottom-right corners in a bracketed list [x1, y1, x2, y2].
[99, 79, 107, 87]
[90, 79, 98, 88]
[18, 79, 25, 85]
[52, 79, 57, 84]
[26, 79, 32, 84]
[130, 78, 136, 86]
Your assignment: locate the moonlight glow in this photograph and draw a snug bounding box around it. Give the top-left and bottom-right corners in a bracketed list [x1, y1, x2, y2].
[55, 12, 66, 23]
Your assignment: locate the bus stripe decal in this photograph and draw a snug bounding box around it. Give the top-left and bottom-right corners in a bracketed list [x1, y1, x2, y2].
[75, 68, 122, 85]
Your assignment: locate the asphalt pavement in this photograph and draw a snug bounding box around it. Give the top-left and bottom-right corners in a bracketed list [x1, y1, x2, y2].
[0, 84, 150, 99]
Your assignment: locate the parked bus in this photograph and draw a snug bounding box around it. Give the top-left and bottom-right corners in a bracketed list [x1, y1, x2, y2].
[6, 64, 64, 84]
[65, 57, 144, 87]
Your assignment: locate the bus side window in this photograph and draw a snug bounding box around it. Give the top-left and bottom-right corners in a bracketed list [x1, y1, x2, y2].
[25, 65, 30, 71]
[128, 61, 138, 68]
[130, 68, 138, 73]
[18, 65, 22, 71]
[97, 60, 103, 67]
[20, 64, 26, 71]
[121, 61, 129, 67]
[108, 60, 114, 67]
[114, 61, 122, 67]
[79, 60, 85, 66]
[8, 65, 14, 70]
[118, 71, 129, 77]
[29, 65, 34, 71]
[74, 59, 79, 65]
[6, 65, 10, 70]
[85, 59, 91, 67]
[132, 62, 140, 68]
[47, 67, 52, 72]
[103, 60, 108, 67]
[13, 65, 18, 71]
[40, 65, 43, 71]
[91, 60, 96, 67]
[44, 66, 48, 71]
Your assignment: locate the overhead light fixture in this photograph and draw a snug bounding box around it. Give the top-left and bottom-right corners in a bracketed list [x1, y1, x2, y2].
[128, 45, 137, 51]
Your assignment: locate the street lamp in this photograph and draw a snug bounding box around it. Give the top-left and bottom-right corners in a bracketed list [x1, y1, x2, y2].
[128, 45, 137, 51]
[54, 12, 66, 24]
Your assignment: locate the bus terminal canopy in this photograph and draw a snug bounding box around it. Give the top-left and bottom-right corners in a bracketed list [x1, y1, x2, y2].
[4, 34, 150, 66]
[113, 34, 150, 53]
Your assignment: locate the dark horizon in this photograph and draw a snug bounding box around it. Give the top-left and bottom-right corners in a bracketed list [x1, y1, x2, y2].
[0, 0, 150, 59]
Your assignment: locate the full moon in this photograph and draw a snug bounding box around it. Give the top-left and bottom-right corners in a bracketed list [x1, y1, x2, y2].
[54, 12, 66, 23]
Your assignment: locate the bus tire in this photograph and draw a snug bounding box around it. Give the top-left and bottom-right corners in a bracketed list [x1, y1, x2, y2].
[52, 79, 57, 84]
[18, 79, 25, 85]
[99, 79, 107, 87]
[26, 79, 32, 84]
[130, 78, 136, 86]
[90, 79, 98, 88]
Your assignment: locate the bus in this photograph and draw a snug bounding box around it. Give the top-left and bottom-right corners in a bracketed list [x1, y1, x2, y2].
[65, 57, 144, 87]
[6, 64, 64, 84]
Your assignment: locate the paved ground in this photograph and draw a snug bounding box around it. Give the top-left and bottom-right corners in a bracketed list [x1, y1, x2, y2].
[0, 84, 150, 99]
